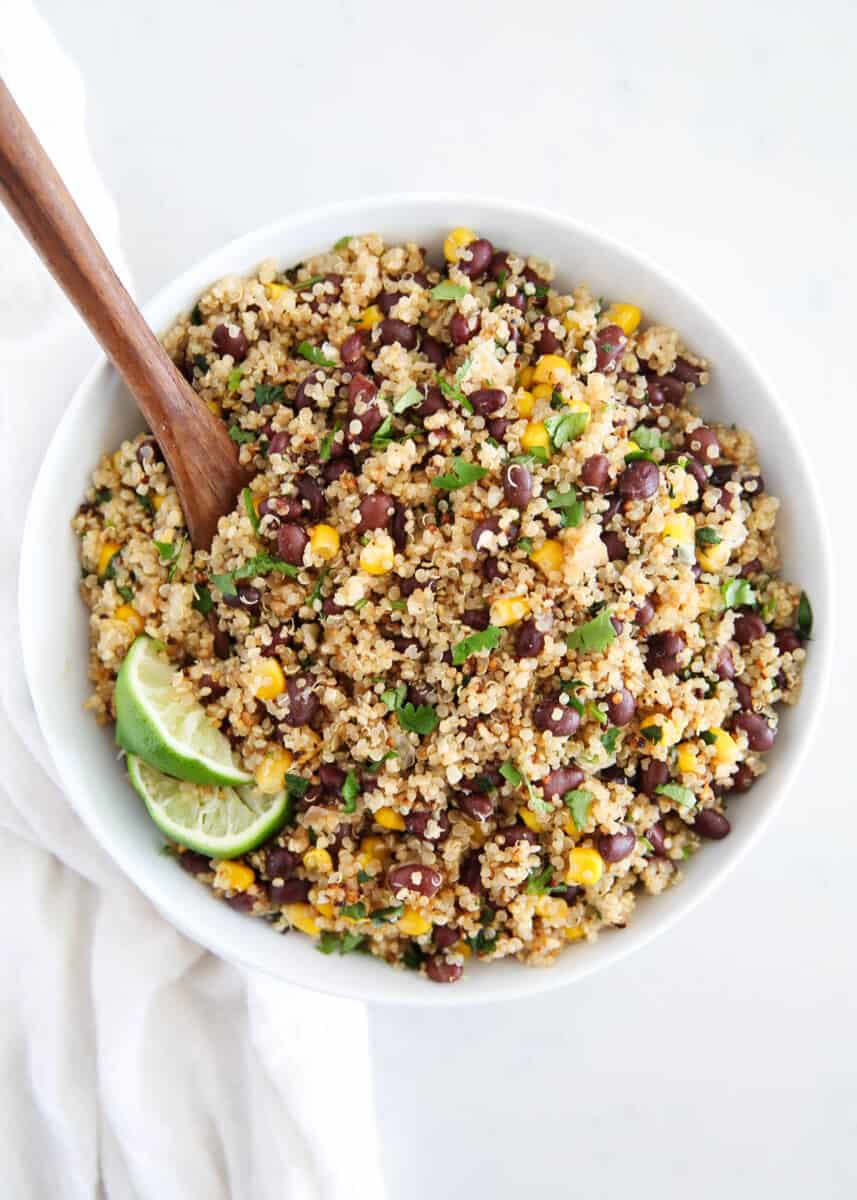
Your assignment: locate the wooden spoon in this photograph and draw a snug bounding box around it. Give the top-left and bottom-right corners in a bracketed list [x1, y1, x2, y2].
[0, 80, 247, 549]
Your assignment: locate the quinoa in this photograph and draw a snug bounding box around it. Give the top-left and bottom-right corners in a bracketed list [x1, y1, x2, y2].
[73, 229, 810, 984]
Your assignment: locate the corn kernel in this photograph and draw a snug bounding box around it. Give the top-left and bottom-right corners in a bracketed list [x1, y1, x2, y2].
[114, 604, 143, 634]
[357, 304, 383, 330]
[564, 925, 586, 941]
[443, 226, 477, 263]
[566, 847, 604, 886]
[152, 494, 165, 511]
[309, 523, 340, 561]
[518, 365, 535, 389]
[284, 903, 320, 937]
[676, 742, 699, 774]
[315, 902, 335, 918]
[206, 400, 222, 416]
[563, 819, 578, 838]
[490, 595, 531, 627]
[662, 513, 696, 562]
[534, 895, 569, 922]
[398, 908, 432, 937]
[254, 749, 294, 795]
[531, 383, 555, 401]
[360, 532, 395, 575]
[453, 940, 472, 958]
[566, 397, 591, 418]
[521, 421, 550, 454]
[215, 860, 255, 893]
[266, 282, 288, 300]
[518, 806, 544, 833]
[697, 541, 731, 572]
[97, 541, 120, 578]
[530, 538, 563, 577]
[517, 390, 536, 418]
[358, 835, 389, 869]
[532, 354, 572, 386]
[710, 726, 740, 765]
[605, 303, 642, 335]
[302, 847, 333, 874]
[639, 713, 680, 749]
[375, 806, 406, 831]
[254, 658, 285, 701]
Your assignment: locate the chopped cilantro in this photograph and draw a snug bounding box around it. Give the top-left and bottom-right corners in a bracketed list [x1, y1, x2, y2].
[211, 553, 299, 596]
[364, 750, 398, 773]
[94, 487, 112, 504]
[431, 280, 469, 300]
[641, 724, 663, 744]
[695, 527, 722, 546]
[564, 788, 593, 831]
[192, 584, 214, 616]
[517, 537, 534, 553]
[499, 761, 522, 788]
[285, 774, 310, 804]
[333, 235, 351, 251]
[600, 726, 621, 754]
[381, 683, 408, 711]
[585, 701, 607, 726]
[655, 782, 696, 808]
[190, 303, 203, 325]
[243, 488, 261, 534]
[357, 869, 372, 884]
[700, 730, 717, 745]
[153, 539, 179, 564]
[631, 426, 670, 452]
[296, 340, 336, 368]
[640, 836, 654, 855]
[371, 904, 404, 926]
[566, 609, 617, 654]
[797, 591, 813, 638]
[342, 769, 360, 813]
[560, 679, 587, 715]
[721, 578, 757, 609]
[467, 928, 497, 956]
[136, 493, 155, 517]
[372, 386, 422, 449]
[228, 425, 256, 445]
[193, 353, 208, 373]
[227, 368, 243, 393]
[308, 567, 329, 611]
[524, 865, 555, 895]
[317, 931, 365, 955]
[254, 383, 284, 407]
[434, 357, 474, 414]
[318, 421, 342, 463]
[396, 702, 439, 736]
[341, 902, 366, 920]
[430, 456, 488, 490]
[116, 584, 134, 603]
[402, 943, 425, 969]
[499, 761, 544, 809]
[389, 598, 408, 611]
[545, 410, 587, 450]
[546, 486, 584, 528]
[452, 624, 501, 666]
[292, 274, 325, 291]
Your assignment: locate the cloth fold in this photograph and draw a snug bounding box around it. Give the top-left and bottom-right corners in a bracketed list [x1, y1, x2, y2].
[0, 4, 384, 1196]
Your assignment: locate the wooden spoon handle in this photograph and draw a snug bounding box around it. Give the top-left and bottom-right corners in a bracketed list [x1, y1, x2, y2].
[0, 79, 246, 548]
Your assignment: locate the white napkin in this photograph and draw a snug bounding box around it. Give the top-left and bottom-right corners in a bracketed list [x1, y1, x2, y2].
[0, 5, 385, 1197]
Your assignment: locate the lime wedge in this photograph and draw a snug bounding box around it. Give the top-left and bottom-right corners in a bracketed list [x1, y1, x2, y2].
[115, 636, 251, 787]
[127, 755, 291, 858]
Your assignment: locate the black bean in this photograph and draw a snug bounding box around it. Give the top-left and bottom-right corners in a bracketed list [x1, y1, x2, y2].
[377, 290, 401, 316]
[602, 530, 628, 562]
[318, 764, 346, 795]
[426, 957, 463, 983]
[646, 379, 667, 407]
[340, 331, 367, 367]
[405, 808, 450, 841]
[378, 319, 417, 350]
[534, 695, 580, 736]
[635, 600, 655, 627]
[462, 608, 490, 631]
[420, 335, 446, 368]
[322, 457, 356, 485]
[387, 863, 443, 897]
[618, 459, 660, 500]
[694, 809, 731, 840]
[685, 425, 720, 463]
[391, 502, 407, 552]
[449, 312, 479, 346]
[136, 437, 161, 468]
[710, 463, 736, 488]
[640, 760, 669, 796]
[536, 325, 561, 355]
[734, 613, 767, 645]
[178, 850, 211, 875]
[489, 250, 510, 280]
[358, 492, 395, 532]
[731, 764, 755, 793]
[295, 369, 325, 411]
[605, 687, 636, 726]
[213, 322, 248, 361]
[596, 828, 636, 863]
[296, 474, 326, 519]
[581, 453, 610, 491]
[775, 628, 802, 654]
[740, 474, 765, 497]
[645, 821, 667, 856]
[733, 711, 775, 751]
[487, 417, 509, 440]
[458, 851, 483, 892]
[503, 463, 533, 508]
[658, 375, 686, 404]
[514, 618, 545, 659]
[734, 680, 753, 710]
[716, 646, 736, 680]
[595, 324, 627, 371]
[458, 237, 494, 278]
[277, 523, 308, 566]
[264, 846, 296, 878]
[458, 792, 494, 822]
[267, 432, 290, 457]
[471, 516, 500, 551]
[647, 630, 685, 675]
[671, 358, 702, 386]
[272, 877, 310, 905]
[495, 825, 537, 847]
[469, 388, 506, 416]
[433, 925, 459, 949]
[283, 677, 319, 726]
[482, 555, 504, 582]
[542, 766, 584, 799]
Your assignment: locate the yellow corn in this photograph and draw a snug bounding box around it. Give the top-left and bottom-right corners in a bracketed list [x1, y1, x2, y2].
[375, 806, 406, 831]
[676, 742, 699, 774]
[518, 806, 544, 833]
[564, 925, 586, 941]
[521, 421, 550, 455]
[662, 512, 696, 559]
[453, 940, 472, 958]
[518, 365, 535, 389]
[358, 835, 389, 869]
[206, 400, 222, 416]
[490, 595, 531, 627]
[530, 539, 563, 577]
[532, 354, 572, 386]
[534, 895, 569, 922]
[531, 383, 555, 401]
[360, 532, 395, 575]
[709, 726, 740, 765]
[639, 713, 680, 748]
[266, 282, 288, 300]
[357, 304, 383, 330]
[152, 494, 165, 511]
[605, 303, 642, 335]
[215, 860, 255, 893]
[517, 390, 536, 418]
[284, 903, 320, 937]
[315, 902, 335, 918]
[697, 541, 731, 572]
[254, 749, 294, 795]
[254, 658, 286, 701]
[114, 604, 143, 634]
[309, 523, 340, 561]
[302, 847, 333, 875]
[566, 397, 591, 418]
[566, 847, 604, 886]
[443, 226, 477, 263]
[97, 541, 120, 578]
[398, 908, 432, 937]
[563, 819, 579, 838]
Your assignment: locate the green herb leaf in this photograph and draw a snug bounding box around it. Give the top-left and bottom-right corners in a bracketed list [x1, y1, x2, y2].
[524, 865, 555, 895]
[700, 730, 717, 745]
[228, 425, 256, 445]
[564, 788, 593, 831]
[402, 943, 425, 968]
[499, 761, 522, 788]
[364, 751, 398, 773]
[318, 421, 343, 463]
[371, 904, 404, 925]
[341, 902, 366, 920]
[317, 931, 365, 955]
[430, 456, 488, 491]
[191, 303, 203, 325]
[396, 702, 439, 736]
[227, 368, 243, 393]
[517, 537, 534, 553]
[695, 526, 722, 546]
[381, 683, 408, 711]
[333, 235, 351, 251]
[389, 598, 408, 611]
[721, 578, 757, 609]
[560, 679, 587, 715]
[153, 539, 179, 563]
[600, 726, 621, 754]
[545, 410, 587, 450]
[296, 340, 336, 368]
[308, 568, 329, 612]
[452, 624, 501, 666]
[434, 359, 474, 414]
[372, 387, 422, 448]
[585, 701, 607, 726]
[292, 274, 325, 292]
[254, 383, 284, 407]
[631, 426, 670, 452]
[546, 486, 585, 528]
[655, 782, 696, 808]
[566, 609, 617, 654]
[285, 774, 310, 803]
[116, 584, 134, 603]
[94, 487, 112, 504]
[243, 488, 261, 534]
[342, 769, 360, 813]
[136, 494, 155, 517]
[431, 280, 469, 300]
[797, 590, 813, 638]
[193, 353, 208, 373]
[192, 584, 214, 616]
[641, 724, 663, 744]
[212, 553, 299, 596]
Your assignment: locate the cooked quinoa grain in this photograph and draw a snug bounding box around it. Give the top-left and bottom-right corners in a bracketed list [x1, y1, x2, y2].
[75, 229, 809, 983]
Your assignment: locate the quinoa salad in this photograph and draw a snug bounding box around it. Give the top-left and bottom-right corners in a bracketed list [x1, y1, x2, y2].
[74, 227, 811, 984]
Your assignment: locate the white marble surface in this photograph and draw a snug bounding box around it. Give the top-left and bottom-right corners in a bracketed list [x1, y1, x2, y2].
[34, 0, 857, 1196]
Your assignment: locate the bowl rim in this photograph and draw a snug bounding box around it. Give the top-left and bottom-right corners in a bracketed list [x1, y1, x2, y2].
[19, 192, 835, 1006]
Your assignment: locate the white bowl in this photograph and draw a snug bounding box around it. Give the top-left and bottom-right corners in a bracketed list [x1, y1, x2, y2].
[20, 195, 833, 1006]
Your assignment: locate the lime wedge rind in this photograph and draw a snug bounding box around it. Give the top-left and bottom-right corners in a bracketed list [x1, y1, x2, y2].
[127, 755, 289, 858]
[115, 637, 251, 787]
